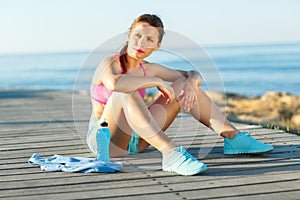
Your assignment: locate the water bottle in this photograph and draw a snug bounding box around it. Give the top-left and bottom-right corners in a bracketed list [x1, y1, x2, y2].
[95, 119, 110, 162]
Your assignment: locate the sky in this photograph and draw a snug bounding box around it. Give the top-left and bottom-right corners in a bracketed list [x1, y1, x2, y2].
[1, 0, 300, 54]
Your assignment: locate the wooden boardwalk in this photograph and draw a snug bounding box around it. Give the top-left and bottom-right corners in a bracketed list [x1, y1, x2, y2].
[0, 89, 299, 200]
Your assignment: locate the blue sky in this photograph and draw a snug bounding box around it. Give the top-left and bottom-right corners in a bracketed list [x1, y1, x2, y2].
[1, 0, 300, 54]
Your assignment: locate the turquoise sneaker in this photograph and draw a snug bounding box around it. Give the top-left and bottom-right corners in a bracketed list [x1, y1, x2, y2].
[224, 132, 273, 155]
[162, 146, 207, 176]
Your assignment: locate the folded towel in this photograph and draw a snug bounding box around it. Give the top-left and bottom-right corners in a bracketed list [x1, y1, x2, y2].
[28, 153, 122, 173]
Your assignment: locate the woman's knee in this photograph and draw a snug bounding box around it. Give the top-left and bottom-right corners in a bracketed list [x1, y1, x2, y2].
[171, 78, 187, 96]
[171, 77, 203, 94]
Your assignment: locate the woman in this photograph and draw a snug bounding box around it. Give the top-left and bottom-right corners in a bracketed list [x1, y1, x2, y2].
[87, 14, 273, 176]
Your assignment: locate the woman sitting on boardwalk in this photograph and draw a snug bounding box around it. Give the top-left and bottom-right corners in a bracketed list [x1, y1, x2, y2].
[87, 14, 273, 176]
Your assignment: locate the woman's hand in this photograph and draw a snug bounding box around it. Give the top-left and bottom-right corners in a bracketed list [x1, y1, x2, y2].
[177, 79, 198, 112]
[157, 81, 176, 104]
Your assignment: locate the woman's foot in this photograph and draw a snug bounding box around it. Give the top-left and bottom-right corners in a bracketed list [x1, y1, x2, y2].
[224, 132, 273, 155]
[162, 146, 207, 176]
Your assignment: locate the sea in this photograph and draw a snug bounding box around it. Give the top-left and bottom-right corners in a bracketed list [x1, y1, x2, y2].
[0, 43, 299, 97]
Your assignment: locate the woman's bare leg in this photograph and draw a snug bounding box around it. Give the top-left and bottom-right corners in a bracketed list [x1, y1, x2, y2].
[187, 83, 239, 138]
[99, 91, 177, 157]
[139, 77, 239, 152]
[92, 77, 190, 156]
[138, 78, 185, 151]
[91, 78, 238, 156]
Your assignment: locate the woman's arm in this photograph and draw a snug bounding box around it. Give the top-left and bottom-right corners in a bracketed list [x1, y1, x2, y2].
[96, 56, 156, 92]
[148, 63, 202, 86]
[98, 56, 176, 103]
[110, 75, 166, 92]
[148, 63, 203, 111]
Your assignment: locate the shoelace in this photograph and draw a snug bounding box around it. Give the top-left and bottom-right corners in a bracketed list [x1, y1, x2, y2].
[177, 147, 196, 163]
[242, 132, 256, 142]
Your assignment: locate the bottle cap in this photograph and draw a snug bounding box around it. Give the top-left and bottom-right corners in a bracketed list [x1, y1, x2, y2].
[100, 119, 108, 127]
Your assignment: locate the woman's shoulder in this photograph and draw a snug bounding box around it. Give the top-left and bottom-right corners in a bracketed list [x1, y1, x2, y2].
[100, 53, 119, 66]
[92, 53, 120, 85]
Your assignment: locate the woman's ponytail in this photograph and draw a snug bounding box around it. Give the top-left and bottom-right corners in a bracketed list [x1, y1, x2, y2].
[119, 42, 128, 73]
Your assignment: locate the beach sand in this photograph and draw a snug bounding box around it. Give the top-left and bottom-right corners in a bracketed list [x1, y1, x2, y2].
[207, 91, 300, 133]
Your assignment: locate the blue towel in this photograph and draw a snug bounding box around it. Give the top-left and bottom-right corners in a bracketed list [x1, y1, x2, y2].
[28, 153, 122, 173]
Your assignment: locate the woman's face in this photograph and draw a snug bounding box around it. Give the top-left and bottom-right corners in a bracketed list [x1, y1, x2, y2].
[127, 22, 161, 59]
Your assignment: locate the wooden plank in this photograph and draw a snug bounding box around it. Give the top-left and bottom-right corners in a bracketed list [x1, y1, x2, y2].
[219, 191, 300, 200]
[1, 89, 300, 200]
[0, 175, 178, 199]
[177, 179, 300, 199]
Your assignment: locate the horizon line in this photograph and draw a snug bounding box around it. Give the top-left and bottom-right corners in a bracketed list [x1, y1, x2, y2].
[1, 41, 300, 56]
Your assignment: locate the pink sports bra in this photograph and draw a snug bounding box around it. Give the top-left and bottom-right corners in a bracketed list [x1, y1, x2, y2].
[91, 54, 147, 105]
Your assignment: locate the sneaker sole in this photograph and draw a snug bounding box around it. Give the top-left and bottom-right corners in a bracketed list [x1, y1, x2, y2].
[224, 148, 273, 155]
[163, 164, 207, 176]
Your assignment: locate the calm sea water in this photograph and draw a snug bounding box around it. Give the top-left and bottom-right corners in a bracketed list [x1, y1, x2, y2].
[0, 43, 299, 97]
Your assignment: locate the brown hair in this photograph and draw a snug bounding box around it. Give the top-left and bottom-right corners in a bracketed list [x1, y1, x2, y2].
[119, 14, 165, 72]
